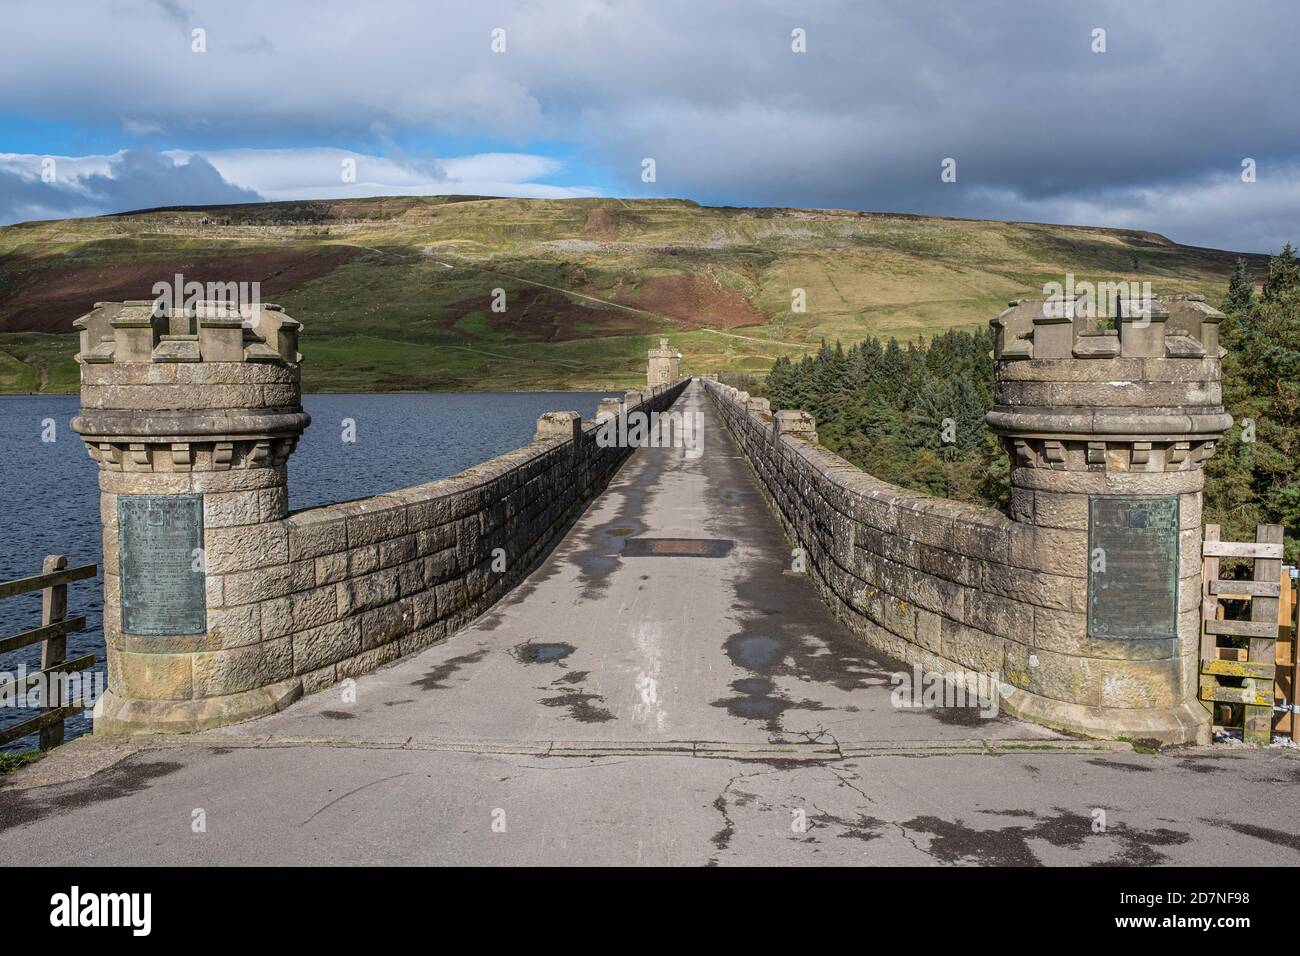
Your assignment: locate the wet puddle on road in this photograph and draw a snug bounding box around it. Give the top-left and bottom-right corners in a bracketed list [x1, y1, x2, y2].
[727, 634, 788, 669]
[511, 641, 576, 664]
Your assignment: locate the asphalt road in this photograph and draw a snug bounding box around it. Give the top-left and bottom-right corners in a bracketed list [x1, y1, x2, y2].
[3, 737, 1299, 865]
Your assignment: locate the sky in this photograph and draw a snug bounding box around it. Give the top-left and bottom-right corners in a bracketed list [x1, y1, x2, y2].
[1, 0, 1297, 252]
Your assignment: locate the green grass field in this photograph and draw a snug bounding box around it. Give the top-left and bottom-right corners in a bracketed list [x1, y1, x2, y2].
[0, 196, 1254, 393]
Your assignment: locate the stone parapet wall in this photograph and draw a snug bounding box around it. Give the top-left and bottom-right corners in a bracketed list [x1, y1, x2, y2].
[73, 298, 690, 734]
[703, 378, 1209, 744]
[95, 378, 687, 733]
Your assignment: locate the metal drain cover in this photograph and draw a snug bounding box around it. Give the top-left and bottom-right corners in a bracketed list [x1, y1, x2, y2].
[621, 537, 734, 558]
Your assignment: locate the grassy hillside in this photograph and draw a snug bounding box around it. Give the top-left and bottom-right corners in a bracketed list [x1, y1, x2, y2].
[0, 195, 1263, 393]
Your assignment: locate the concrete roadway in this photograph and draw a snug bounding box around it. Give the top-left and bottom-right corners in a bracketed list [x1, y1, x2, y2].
[2, 381, 1298, 865]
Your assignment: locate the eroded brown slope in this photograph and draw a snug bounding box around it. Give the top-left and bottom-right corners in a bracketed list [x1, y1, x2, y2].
[0, 247, 361, 332]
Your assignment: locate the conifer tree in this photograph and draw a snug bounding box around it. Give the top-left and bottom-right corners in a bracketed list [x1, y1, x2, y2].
[1262, 241, 1299, 303]
[1223, 257, 1255, 313]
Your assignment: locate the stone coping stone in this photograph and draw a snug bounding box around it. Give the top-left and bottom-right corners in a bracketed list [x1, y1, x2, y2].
[284, 377, 688, 531]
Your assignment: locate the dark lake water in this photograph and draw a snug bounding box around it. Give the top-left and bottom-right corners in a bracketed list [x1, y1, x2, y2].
[0, 391, 607, 749]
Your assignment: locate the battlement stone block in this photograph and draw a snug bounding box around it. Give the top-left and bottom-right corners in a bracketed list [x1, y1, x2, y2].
[774, 409, 818, 444]
[535, 411, 582, 443]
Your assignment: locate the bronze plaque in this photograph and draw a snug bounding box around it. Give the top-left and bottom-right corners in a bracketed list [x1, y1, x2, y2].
[1087, 495, 1179, 640]
[118, 495, 206, 636]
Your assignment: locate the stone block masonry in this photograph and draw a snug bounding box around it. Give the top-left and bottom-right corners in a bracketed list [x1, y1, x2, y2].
[647, 337, 682, 386]
[71, 299, 688, 734]
[705, 294, 1231, 745]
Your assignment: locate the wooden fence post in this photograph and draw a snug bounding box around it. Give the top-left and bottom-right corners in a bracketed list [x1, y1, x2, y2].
[39, 554, 68, 750]
[1277, 567, 1295, 739]
[1200, 524, 1221, 717]
[1244, 526, 1283, 744]
[1292, 568, 1300, 746]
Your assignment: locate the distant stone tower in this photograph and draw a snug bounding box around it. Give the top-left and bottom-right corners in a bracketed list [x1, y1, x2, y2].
[647, 337, 682, 385]
[986, 293, 1231, 742]
[71, 300, 309, 733]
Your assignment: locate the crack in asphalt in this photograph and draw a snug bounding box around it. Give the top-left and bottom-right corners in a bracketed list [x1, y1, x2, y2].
[828, 767, 876, 805]
[708, 772, 745, 864]
[706, 766, 790, 865]
[821, 766, 935, 857]
[298, 772, 415, 827]
[795, 727, 843, 757]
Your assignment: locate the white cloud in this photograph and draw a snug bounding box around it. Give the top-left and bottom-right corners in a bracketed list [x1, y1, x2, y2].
[0, 152, 114, 181]
[161, 148, 584, 201]
[121, 117, 166, 135]
[439, 153, 562, 184]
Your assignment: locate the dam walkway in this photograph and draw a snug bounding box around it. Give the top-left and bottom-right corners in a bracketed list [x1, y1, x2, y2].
[202, 379, 1057, 751]
[1, 382, 1297, 865]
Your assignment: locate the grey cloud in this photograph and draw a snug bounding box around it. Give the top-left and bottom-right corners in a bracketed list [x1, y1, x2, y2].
[0, 150, 261, 225]
[0, 170, 96, 223]
[76, 149, 261, 211]
[1, 0, 1297, 248]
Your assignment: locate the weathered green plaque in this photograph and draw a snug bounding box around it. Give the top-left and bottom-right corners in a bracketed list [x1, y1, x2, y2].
[118, 495, 206, 636]
[1087, 495, 1179, 640]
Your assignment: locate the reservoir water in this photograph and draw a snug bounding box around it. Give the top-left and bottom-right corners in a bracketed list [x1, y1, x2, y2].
[0, 391, 608, 749]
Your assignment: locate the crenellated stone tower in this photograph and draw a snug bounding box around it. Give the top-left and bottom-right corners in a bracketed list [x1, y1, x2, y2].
[647, 337, 682, 386]
[987, 293, 1231, 741]
[71, 300, 310, 733]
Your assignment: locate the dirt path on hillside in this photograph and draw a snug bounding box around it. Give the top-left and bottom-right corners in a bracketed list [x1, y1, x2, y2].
[349, 244, 807, 356]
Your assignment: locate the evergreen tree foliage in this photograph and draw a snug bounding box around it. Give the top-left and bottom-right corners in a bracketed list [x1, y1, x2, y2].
[1223, 257, 1255, 313]
[758, 247, 1299, 560]
[1262, 241, 1299, 303]
[1205, 243, 1300, 561]
[761, 329, 1005, 507]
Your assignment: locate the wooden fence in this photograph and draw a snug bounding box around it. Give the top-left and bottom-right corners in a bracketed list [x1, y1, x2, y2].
[1200, 524, 1298, 745]
[0, 555, 98, 750]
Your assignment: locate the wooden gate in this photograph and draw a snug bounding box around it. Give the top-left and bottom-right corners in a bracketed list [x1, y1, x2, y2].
[1200, 524, 1298, 745]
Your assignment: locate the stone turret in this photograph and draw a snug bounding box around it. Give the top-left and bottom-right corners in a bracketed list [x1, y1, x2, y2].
[647, 337, 682, 386]
[986, 293, 1231, 741]
[71, 300, 310, 733]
